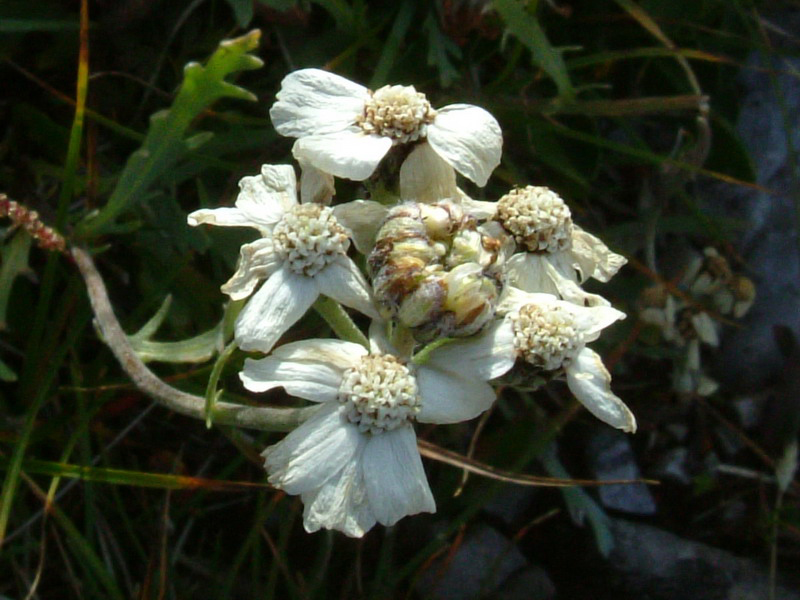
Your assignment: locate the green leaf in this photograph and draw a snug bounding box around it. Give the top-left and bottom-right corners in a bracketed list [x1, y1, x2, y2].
[0, 357, 16, 382]
[258, 0, 298, 9]
[77, 29, 264, 237]
[0, 457, 265, 491]
[423, 11, 461, 87]
[368, 0, 416, 88]
[492, 0, 575, 99]
[226, 0, 254, 26]
[0, 18, 79, 32]
[541, 443, 614, 557]
[129, 295, 225, 363]
[0, 231, 32, 330]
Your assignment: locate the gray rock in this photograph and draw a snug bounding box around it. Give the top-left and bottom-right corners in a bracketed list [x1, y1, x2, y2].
[586, 429, 657, 515]
[482, 484, 537, 525]
[607, 518, 800, 600]
[732, 396, 762, 430]
[495, 565, 555, 600]
[701, 51, 800, 390]
[651, 446, 691, 485]
[416, 524, 527, 600]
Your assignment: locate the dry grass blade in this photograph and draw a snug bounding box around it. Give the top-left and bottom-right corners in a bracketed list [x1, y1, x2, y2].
[417, 439, 659, 487]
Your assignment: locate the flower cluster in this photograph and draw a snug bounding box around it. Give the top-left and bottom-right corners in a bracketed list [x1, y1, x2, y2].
[189, 69, 633, 536]
[639, 247, 755, 396]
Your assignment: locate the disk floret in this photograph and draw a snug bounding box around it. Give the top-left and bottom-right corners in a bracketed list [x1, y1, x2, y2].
[338, 354, 421, 434]
[511, 304, 585, 370]
[273, 203, 350, 276]
[495, 186, 573, 253]
[357, 85, 437, 144]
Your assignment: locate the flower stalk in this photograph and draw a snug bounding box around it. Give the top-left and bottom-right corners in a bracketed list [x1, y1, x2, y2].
[72, 246, 316, 432]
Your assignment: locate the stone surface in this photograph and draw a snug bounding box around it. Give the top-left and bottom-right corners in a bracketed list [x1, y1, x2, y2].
[701, 51, 800, 391]
[495, 565, 556, 600]
[482, 484, 538, 526]
[586, 429, 657, 515]
[650, 446, 691, 485]
[606, 518, 800, 600]
[416, 524, 528, 600]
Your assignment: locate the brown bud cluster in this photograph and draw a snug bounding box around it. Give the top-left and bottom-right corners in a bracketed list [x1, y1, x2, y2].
[368, 200, 506, 342]
[0, 194, 66, 253]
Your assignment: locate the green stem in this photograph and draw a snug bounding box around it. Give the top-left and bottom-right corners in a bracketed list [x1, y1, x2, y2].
[204, 340, 238, 428]
[313, 296, 369, 349]
[412, 336, 456, 366]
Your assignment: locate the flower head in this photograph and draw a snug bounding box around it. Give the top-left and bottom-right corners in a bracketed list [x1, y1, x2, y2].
[498, 288, 636, 432]
[269, 69, 502, 187]
[188, 164, 379, 353]
[490, 186, 626, 307]
[242, 321, 515, 536]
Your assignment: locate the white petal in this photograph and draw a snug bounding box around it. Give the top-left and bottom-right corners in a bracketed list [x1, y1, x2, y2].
[427, 104, 502, 186]
[293, 130, 392, 181]
[298, 157, 335, 205]
[270, 69, 369, 137]
[362, 427, 435, 526]
[507, 253, 610, 307]
[187, 207, 255, 229]
[497, 285, 543, 315]
[220, 238, 280, 300]
[262, 404, 362, 494]
[333, 200, 388, 255]
[240, 338, 366, 399]
[271, 338, 368, 367]
[300, 448, 376, 537]
[561, 303, 626, 342]
[416, 366, 497, 424]
[460, 196, 499, 220]
[426, 320, 516, 381]
[506, 254, 562, 296]
[234, 266, 318, 353]
[399, 142, 459, 202]
[692, 312, 719, 346]
[235, 165, 298, 229]
[566, 348, 636, 433]
[240, 354, 344, 402]
[315, 257, 381, 320]
[570, 227, 627, 283]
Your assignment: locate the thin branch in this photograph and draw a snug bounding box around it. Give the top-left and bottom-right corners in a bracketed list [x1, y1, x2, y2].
[71, 246, 317, 432]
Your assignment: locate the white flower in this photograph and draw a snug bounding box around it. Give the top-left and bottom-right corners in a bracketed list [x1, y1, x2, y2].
[241, 321, 515, 536]
[269, 69, 502, 186]
[498, 287, 636, 432]
[188, 164, 379, 353]
[489, 186, 626, 307]
[638, 287, 720, 396]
